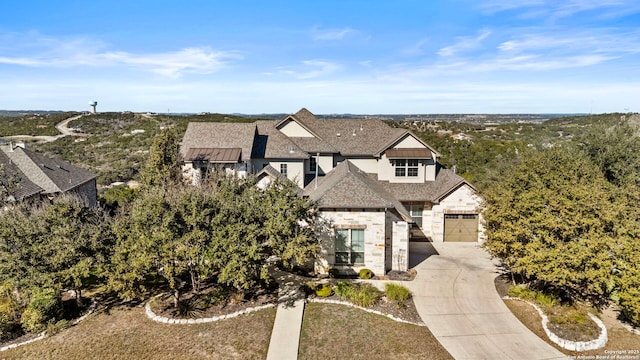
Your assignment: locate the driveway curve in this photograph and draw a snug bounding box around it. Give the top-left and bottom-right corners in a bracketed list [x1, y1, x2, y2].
[405, 242, 568, 360]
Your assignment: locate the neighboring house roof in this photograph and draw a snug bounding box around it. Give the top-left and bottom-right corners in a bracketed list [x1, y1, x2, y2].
[303, 160, 412, 222]
[253, 121, 309, 159]
[0, 150, 43, 200]
[375, 166, 471, 203]
[0, 145, 96, 197]
[181, 122, 256, 162]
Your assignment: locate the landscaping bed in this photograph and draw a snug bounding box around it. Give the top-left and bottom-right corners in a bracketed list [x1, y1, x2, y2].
[305, 280, 423, 325]
[148, 283, 277, 320]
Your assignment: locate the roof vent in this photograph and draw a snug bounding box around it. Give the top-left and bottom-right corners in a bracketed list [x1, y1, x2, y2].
[360, 124, 364, 131]
[352, 129, 356, 136]
[336, 132, 341, 137]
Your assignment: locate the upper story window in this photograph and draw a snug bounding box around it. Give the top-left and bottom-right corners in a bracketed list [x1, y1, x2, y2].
[280, 164, 288, 176]
[394, 159, 419, 177]
[309, 156, 317, 172]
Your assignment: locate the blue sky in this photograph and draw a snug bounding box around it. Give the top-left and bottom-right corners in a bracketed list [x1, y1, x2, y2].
[1, 0, 639, 114]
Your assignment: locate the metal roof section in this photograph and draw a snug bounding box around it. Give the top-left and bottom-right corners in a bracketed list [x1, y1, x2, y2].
[184, 147, 242, 163]
[385, 148, 433, 159]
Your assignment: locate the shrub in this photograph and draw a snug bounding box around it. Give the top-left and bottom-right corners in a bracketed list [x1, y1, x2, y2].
[351, 283, 381, 307]
[21, 288, 62, 334]
[315, 283, 332, 297]
[328, 268, 340, 278]
[385, 283, 411, 307]
[333, 281, 355, 299]
[359, 268, 374, 280]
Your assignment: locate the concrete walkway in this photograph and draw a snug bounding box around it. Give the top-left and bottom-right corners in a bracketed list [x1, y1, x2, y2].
[266, 273, 306, 360]
[405, 242, 569, 360]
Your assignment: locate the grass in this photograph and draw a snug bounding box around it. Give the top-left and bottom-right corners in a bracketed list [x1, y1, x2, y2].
[299, 303, 452, 360]
[1, 305, 275, 359]
[505, 300, 640, 357]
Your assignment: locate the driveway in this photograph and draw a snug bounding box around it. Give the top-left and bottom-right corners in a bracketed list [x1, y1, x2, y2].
[405, 242, 568, 360]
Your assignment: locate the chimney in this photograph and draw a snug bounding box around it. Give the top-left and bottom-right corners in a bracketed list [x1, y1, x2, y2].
[14, 141, 26, 150]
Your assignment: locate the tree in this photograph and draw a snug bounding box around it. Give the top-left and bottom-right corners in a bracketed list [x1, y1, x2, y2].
[577, 119, 640, 186]
[108, 175, 319, 305]
[0, 196, 110, 306]
[138, 127, 182, 187]
[483, 146, 621, 304]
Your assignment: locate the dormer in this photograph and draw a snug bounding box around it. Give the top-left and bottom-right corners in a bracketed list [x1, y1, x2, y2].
[377, 132, 439, 183]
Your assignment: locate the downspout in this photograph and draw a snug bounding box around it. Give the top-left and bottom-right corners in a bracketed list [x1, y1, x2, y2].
[314, 152, 319, 189]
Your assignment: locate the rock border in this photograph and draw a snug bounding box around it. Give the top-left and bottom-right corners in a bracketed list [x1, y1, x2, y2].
[504, 296, 607, 352]
[144, 294, 276, 324]
[0, 297, 96, 353]
[308, 298, 426, 327]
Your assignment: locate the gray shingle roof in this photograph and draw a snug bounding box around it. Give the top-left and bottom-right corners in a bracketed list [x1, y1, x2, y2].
[1, 145, 96, 195]
[253, 121, 308, 159]
[287, 109, 407, 156]
[181, 123, 257, 162]
[0, 150, 43, 200]
[303, 160, 412, 222]
[255, 164, 303, 195]
[375, 166, 470, 203]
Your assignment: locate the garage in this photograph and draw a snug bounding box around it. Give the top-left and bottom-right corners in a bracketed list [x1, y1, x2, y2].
[444, 213, 478, 242]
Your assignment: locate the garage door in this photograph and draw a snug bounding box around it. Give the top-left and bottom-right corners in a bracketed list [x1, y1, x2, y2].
[444, 214, 478, 242]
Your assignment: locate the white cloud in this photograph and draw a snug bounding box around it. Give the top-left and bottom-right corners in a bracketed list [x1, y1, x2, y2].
[0, 33, 241, 78]
[312, 27, 354, 41]
[276, 60, 341, 79]
[437, 29, 491, 57]
[479, 0, 640, 19]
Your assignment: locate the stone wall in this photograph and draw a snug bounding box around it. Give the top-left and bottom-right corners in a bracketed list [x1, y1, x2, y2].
[315, 209, 387, 276]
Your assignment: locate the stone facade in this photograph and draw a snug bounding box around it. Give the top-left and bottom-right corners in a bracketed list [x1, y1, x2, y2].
[424, 184, 483, 242]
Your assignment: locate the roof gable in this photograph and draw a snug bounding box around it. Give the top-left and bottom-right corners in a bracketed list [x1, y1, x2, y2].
[377, 131, 440, 157]
[303, 160, 412, 221]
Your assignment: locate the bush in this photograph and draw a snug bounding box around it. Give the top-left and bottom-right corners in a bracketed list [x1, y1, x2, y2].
[359, 268, 374, 279]
[21, 288, 62, 334]
[351, 283, 381, 307]
[315, 283, 332, 297]
[385, 283, 411, 307]
[333, 281, 355, 299]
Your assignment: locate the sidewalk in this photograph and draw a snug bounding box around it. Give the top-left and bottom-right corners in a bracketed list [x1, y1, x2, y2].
[266, 272, 306, 360]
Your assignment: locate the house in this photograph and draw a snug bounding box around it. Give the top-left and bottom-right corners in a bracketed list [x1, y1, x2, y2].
[0, 143, 97, 206]
[181, 108, 483, 276]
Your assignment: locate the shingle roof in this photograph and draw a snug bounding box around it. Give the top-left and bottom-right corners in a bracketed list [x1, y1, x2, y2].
[181, 123, 256, 162]
[375, 166, 470, 203]
[0, 150, 43, 200]
[303, 160, 412, 222]
[287, 109, 407, 156]
[0, 145, 96, 195]
[253, 121, 309, 159]
[255, 164, 303, 195]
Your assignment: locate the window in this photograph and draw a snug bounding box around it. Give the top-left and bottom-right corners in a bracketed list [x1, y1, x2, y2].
[394, 159, 419, 177]
[280, 164, 288, 176]
[335, 229, 364, 265]
[409, 204, 423, 227]
[309, 156, 317, 172]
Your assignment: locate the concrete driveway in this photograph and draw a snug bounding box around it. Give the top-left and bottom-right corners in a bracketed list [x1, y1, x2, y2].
[404, 242, 568, 360]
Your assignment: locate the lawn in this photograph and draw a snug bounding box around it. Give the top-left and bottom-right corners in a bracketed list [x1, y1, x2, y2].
[504, 299, 640, 357]
[1, 305, 275, 360]
[298, 302, 453, 360]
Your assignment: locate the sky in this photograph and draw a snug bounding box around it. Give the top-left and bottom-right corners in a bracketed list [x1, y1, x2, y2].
[1, 1, 639, 114]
